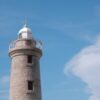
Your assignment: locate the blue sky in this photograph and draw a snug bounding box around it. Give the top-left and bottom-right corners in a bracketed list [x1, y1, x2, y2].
[1, 0, 100, 100]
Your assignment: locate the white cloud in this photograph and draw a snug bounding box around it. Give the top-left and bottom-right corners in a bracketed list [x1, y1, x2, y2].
[64, 37, 100, 100]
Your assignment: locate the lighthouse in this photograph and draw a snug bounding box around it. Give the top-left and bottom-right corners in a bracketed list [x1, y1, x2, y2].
[9, 24, 42, 100]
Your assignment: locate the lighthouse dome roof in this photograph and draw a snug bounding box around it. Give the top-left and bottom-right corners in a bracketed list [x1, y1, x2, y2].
[18, 24, 33, 39]
[18, 25, 32, 34]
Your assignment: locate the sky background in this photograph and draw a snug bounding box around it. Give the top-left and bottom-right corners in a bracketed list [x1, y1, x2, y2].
[1, 0, 100, 100]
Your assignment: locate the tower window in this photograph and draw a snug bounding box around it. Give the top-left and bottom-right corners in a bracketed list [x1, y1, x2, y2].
[25, 40, 32, 46]
[27, 55, 32, 63]
[28, 81, 33, 90]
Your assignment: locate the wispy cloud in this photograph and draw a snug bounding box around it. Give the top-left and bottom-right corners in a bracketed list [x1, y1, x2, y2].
[36, 17, 100, 44]
[94, 5, 100, 16]
[64, 36, 100, 100]
[0, 75, 9, 85]
[0, 75, 9, 100]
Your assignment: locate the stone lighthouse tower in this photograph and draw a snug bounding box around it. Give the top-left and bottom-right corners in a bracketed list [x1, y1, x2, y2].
[9, 25, 42, 100]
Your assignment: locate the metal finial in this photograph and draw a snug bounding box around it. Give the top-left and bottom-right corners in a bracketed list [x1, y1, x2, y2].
[24, 18, 27, 27]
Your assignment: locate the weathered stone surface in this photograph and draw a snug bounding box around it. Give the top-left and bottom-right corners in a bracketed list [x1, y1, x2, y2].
[9, 39, 42, 100]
